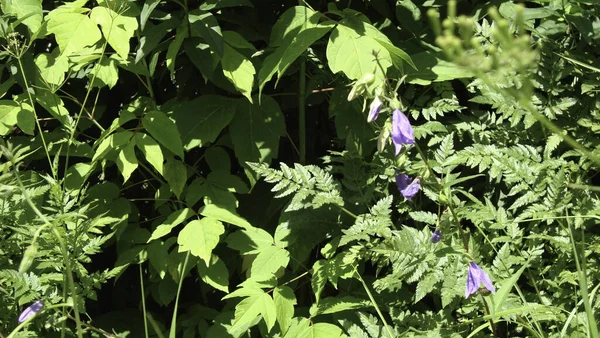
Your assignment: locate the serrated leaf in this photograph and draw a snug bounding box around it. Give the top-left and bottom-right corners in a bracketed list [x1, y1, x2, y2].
[312, 323, 346, 338]
[91, 57, 119, 88]
[229, 95, 286, 167]
[199, 203, 252, 229]
[309, 296, 371, 316]
[91, 6, 138, 59]
[35, 52, 69, 85]
[250, 245, 290, 278]
[273, 286, 296, 333]
[231, 293, 277, 332]
[1, 0, 43, 33]
[116, 142, 138, 182]
[222, 43, 255, 102]
[178, 218, 225, 265]
[148, 208, 194, 242]
[198, 255, 229, 293]
[47, 11, 102, 57]
[142, 110, 184, 159]
[135, 133, 164, 175]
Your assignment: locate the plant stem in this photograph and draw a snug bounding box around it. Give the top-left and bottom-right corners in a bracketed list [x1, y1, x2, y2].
[140, 264, 150, 338]
[169, 251, 190, 338]
[298, 1, 307, 164]
[355, 269, 394, 338]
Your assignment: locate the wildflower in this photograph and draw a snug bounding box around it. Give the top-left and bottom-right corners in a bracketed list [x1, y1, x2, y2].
[395, 174, 420, 200]
[18, 300, 43, 323]
[465, 262, 495, 298]
[368, 97, 382, 122]
[431, 230, 442, 243]
[391, 110, 414, 155]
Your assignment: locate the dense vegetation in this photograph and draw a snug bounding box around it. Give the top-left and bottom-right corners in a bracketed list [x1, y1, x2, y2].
[1, 0, 599, 337]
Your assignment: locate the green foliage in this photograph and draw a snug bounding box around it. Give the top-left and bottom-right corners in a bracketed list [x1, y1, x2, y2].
[1, 0, 599, 337]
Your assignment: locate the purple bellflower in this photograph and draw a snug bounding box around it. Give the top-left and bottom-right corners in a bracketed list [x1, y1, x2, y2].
[391, 109, 414, 155]
[395, 174, 420, 200]
[18, 300, 43, 323]
[431, 230, 442, 243]
[368, 97, 383, 122]
[465, 262, 495, 298]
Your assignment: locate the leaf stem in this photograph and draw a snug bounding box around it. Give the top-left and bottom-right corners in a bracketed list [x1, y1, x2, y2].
[354, 269, 395, 338]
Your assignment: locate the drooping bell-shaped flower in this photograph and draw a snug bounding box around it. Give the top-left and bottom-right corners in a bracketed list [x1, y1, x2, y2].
[368, 97, 383, 122]
[18, 300, 43, 323]
[395, 174, 420, 200]
[431, 230, 442, 243]
[465, 262, 495, 298]
[391, 110, 414, 155]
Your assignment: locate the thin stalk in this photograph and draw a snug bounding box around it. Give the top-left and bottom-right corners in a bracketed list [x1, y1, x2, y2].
[140, 264, 150, 338]
[355, 269, 394, 338]
[481, 295, 498, 338]
[169, 251, 190, 338]
[298, 2, 307, 164]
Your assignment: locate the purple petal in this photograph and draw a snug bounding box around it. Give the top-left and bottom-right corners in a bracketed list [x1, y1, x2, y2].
[431, 230, 442, 243]
[401, 178, 420, 200]
[479, 269, 496, 293]
[391, 110, 414, 155]
[395, 174, 411, 192]
[465, 263, 480, 298]
[368, 97, 382, 122]
[18, 300, 43, 323]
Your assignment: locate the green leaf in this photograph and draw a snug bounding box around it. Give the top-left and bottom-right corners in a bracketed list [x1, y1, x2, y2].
[147, 239, 173, 279]
[148, 208, 194, 242]
[35, 52, 69, 86]
[93, 130, 134, 162]
[142, 110, 184, 159]
[199, 203, 252, 229]
[47, 11, 103, 57]
[163, 157, 187, 198]
[91, 6, 139, 59]
[184, 38, 219, 82]
[311, 260, 327, 303]
[229, 95, 286, 167]
[166, 23, 189, 79]
[0, 101, 18, 135]
[189, 9, 223, 57]
[309, 295, 371, 316]
[0, 0, 43, 33]
[269, 6, 318, 47]
[222, 43, 255, 102]
[222, 31, 256, 51]
[326, 20, 392, 83]
[135, 133, 164, 175]
[258, 15, 333, 94]
[197, 255, 229, 293]
[231, 293, 277, 332]
[282, 318, 311, 338]
[312, 323, 346, 338]
[178, 218, 225, 265]
[35, 90, 70, 126]
[91, 57, 119, 88]
[170, 95, 237, 150]
[250, 245, 290, 278]
[16, 102, 35, 135]
[140, 0, 160, 30]
[273, 286, 296, 333]
[200, 0, 253, 11]
[404, 52, 473, 85]
[116, 142, 138, 182]
[493, 264, 527, 314]
[374, 38, 416, 71]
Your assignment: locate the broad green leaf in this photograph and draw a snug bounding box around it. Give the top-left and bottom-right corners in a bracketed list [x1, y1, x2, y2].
[0, 101, 18, 135]
[282, 318, 311, 338]
[47, 11, 102, 57]
[136, 18, 180, 63]
[64, 163, 93, 192]
[250, 245, 290, 278]
[91, 57, 119, 88]
[166, 23, 189, 79]
[35, 52, 69, 85]
[93, 130, 134, 162]
[184, 172, 245, 211]
[170, 95, 237, 150]
[116, 142, 138, 182]
[189, 9, 223, 57]
[273, 286, 296, 333]
[205, 146, 231, 172]
[184, 38, 219, 82]
[140, 0, 160, 30]
[163, 157, 187, 198]
[312, 323, 346, 338]
[35, 90, 70, 126]
[199, 203, 252, 229]
[374, 38, 416, 71]
[135, 133, 164, 175]
[197, 255, 229, 293]
[16, 102, 35, 135]
[231, 293, 277, 332]
[404, 52, 473, 85]
[326, 20, 392, 83]
[222, 31, 256, 51]
[148, 208, 194, 242]
[147, 239, 173, 279]
[0, 0, 43, 33]
[269, 6, 317, 47]
[91, 6, 139, 59]
[142, 110, 184, 159]
[309, 295, 371, 316]
[229, 95, 285, 167]
[311, 260, 327, 304]
[0, 76, 15, 99]
[222, 43, 255, 102]
[178, 218, 225, 265]
[227, 228, 274, 254]
[200, 0, 253, 11]
[258, 16, 333, 94]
